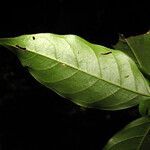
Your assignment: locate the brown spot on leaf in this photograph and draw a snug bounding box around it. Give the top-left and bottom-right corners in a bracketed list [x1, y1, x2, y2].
[15, 45, 26, 50]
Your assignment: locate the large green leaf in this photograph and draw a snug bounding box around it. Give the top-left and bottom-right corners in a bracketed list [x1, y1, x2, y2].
[0, 33, 150, 110]
[114, 32, 150, 77]
[104, 117, 150, 150]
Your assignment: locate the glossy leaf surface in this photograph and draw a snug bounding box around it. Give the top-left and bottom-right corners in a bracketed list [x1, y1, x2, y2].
[104, 117, 150, 150]
[0, 33, 150, 110]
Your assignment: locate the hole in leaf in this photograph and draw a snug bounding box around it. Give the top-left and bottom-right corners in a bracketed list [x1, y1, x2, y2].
[32, 36, 35, 40]
[15, 45, 26, 50]
[101, 51, 112, 55]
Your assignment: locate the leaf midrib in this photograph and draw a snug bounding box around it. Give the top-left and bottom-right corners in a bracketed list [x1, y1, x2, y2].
[20, 45, 150, 97]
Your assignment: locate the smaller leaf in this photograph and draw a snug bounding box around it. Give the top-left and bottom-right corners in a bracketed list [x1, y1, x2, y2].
[104, 117, 150, 150]
[114, 32, 150, 77]
[139, 100, 150, 116]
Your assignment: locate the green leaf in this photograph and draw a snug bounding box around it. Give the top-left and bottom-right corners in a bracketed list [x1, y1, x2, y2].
[114, 32, 150, 77]
[104, 117, 150, 150]
[139, 99, 150, 116]
[0, 33, 150, 110]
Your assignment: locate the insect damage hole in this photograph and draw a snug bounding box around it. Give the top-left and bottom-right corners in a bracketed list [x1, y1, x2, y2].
[32, 36, 35, 40]
[15, 45, 26, 50]
[101, 51, 112, 55]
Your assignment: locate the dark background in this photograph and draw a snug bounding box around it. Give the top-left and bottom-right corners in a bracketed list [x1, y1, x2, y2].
[0, 0, 150, 150]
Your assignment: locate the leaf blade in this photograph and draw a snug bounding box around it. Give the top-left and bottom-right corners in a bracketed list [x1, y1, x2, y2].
[104, 117, 150, 150]
[0, 33, 150, 110]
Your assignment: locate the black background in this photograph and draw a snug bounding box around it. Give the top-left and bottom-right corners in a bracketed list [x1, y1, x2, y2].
[0, 0, 150, 150]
